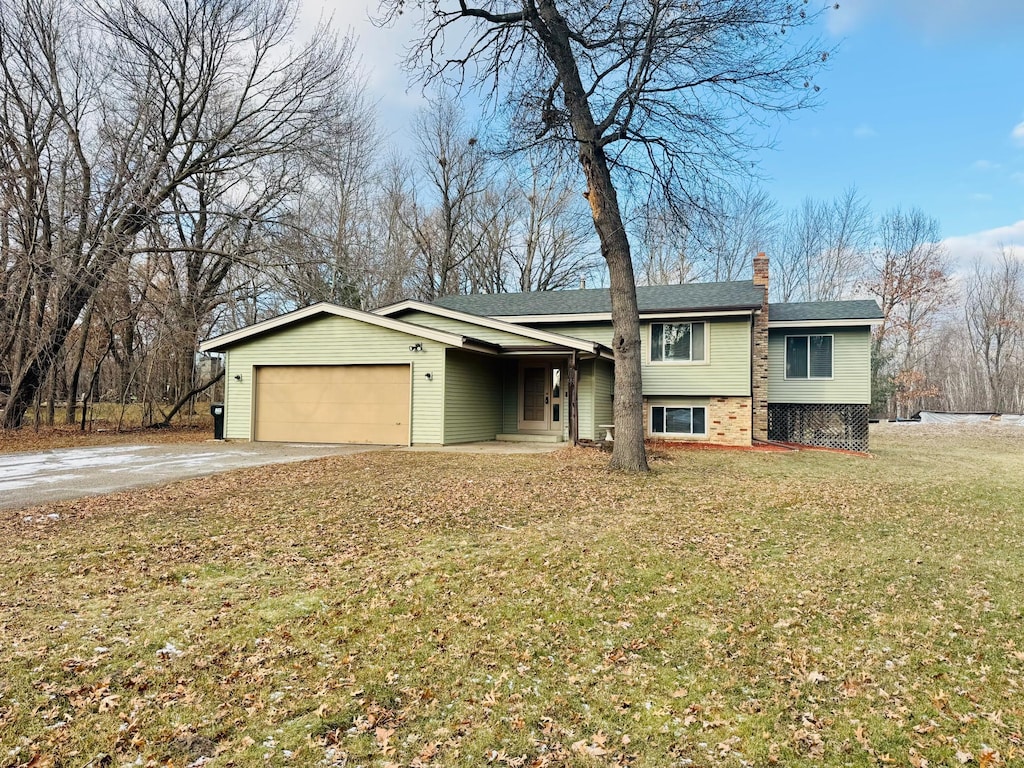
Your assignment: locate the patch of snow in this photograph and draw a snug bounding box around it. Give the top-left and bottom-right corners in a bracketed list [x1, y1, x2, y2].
[156, 642, 184, 658]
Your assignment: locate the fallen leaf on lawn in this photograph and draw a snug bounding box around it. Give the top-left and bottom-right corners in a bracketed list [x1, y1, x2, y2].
[98, 695, 120, 712]
[978, 748, 1002, 767]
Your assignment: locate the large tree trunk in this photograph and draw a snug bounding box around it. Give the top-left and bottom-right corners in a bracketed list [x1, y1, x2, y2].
[3, 364, 43, 430]
[532, 0, 648, 471]
[579, 152, 648, 471]
[65, 295, 98, 425]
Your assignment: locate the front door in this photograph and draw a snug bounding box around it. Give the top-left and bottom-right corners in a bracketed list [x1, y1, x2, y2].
[518, 362, 563, 432]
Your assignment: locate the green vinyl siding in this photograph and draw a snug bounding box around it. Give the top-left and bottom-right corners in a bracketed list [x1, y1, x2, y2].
[222, 315, 446, 443]
[398, 311, 558, 348]
[592, 359, 615, 440]
[533, 323, 614, 346]
[768, 326, 872, 404]
[443, 350, 502, 443]
[501, 361, 518, 433]
[642, 318, 750, 396]
[576, 359, 595, 440]
[536, 318, 751, 396]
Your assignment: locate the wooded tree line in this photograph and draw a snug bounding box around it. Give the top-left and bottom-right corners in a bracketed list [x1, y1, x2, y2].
[0, 0, 604, 429]
[1, 0, 1020, 430]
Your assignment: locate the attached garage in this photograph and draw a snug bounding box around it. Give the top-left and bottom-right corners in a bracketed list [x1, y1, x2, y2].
[199, 303, 504, 445]
[254, 364, 411, 445]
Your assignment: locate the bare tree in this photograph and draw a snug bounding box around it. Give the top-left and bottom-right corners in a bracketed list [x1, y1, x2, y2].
[772, 198, 825, 302]
[144, 163, 291, 426]
[964, 248, 1024, 412]
[771, 189, 870, 302]
[686, 185, 779, 282]
[464, 179, 519, 293]
[631, 202, 700, 286]
[865, 207, 949, 418]
[268, 70, 381, 309]
[362, 158, 421, 307]
[398, 97, 495, 300]
[377, 0, 831, 470]
[0, 0, 349, 428]
[512, 149, 598, 291]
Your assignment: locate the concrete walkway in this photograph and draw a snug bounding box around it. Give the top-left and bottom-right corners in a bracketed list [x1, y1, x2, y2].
[0, 440, 565, 511]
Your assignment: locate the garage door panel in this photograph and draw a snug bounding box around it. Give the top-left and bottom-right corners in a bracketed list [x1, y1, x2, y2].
[254, 365, 410, 444]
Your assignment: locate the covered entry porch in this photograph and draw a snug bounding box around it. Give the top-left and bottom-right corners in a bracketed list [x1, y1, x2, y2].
[498, 356, 570, 442]
[444, 347, 614, 445]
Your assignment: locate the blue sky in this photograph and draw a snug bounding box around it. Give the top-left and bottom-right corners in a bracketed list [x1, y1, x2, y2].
[311, 1, 1024, 265]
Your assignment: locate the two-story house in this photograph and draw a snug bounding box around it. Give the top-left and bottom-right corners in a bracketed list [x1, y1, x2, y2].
[200, 254, 882, 451]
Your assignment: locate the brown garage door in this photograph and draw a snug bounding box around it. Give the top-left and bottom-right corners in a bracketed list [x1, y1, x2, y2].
[254, 365, 410, 445]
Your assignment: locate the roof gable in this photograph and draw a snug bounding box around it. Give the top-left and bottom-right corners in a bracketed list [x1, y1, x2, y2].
[199, 302, 496, 353]
[373, 300, 608, 354]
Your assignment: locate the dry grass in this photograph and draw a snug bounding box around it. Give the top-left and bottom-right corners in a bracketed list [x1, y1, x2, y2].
[1, 425, 1022, 767]
[0, 424, 212, 455]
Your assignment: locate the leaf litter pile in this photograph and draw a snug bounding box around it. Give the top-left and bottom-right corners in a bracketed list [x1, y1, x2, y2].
[1, 425, 1023, 767]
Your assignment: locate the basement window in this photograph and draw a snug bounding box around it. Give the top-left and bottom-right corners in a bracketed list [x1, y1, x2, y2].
[650, 405, 707, 436]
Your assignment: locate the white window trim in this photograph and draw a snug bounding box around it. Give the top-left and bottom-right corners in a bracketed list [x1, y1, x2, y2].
[647, 321, 709, 366]
[649, 404, 708, 437]
[783, 333, 835, 381]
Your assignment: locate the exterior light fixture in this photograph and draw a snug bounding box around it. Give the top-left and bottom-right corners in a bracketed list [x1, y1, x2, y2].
[409, 343, 424, 352]
[424, 372, 433, 381]
[233, 374, 242, 381]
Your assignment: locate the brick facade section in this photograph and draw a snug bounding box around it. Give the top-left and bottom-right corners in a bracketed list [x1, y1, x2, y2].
[751, 252, 769, 442]
[644, 396, 753, 447]
[708, 396, 753, 446]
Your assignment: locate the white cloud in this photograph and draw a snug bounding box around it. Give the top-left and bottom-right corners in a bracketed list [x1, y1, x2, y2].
[970, 193, 993, 202]
[972, 159, 1001, 171]
[942, 220, 1024, 267]
[853, 123, 878, 139]
[1013, 121, 1024, 146]
[828, 0, 1024, 37]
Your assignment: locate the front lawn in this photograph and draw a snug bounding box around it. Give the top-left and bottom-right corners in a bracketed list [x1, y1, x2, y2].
[2, 425, 1022, 767]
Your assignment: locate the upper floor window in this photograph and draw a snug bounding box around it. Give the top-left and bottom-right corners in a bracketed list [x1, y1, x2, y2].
[785, 334, 833, 379]
[650, 322, 705, 363]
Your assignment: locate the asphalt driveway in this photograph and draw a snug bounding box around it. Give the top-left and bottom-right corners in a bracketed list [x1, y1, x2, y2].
[0, 442, 383, 511]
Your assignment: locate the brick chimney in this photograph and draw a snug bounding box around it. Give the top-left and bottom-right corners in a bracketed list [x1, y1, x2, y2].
[751, 252, 769, 442]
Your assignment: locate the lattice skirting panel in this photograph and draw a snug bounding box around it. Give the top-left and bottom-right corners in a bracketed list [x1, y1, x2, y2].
[768, 403, 870, 452]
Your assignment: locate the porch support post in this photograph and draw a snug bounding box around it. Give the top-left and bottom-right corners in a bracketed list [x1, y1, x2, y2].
[568, 352, 579, 445]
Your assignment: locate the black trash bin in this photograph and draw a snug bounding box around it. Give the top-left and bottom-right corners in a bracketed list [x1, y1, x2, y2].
[210, 403, 225, 440]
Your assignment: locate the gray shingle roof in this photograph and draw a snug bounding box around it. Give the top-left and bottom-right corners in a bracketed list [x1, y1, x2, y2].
[435, 281, 765, 316]
[769, 300, 882, 322]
